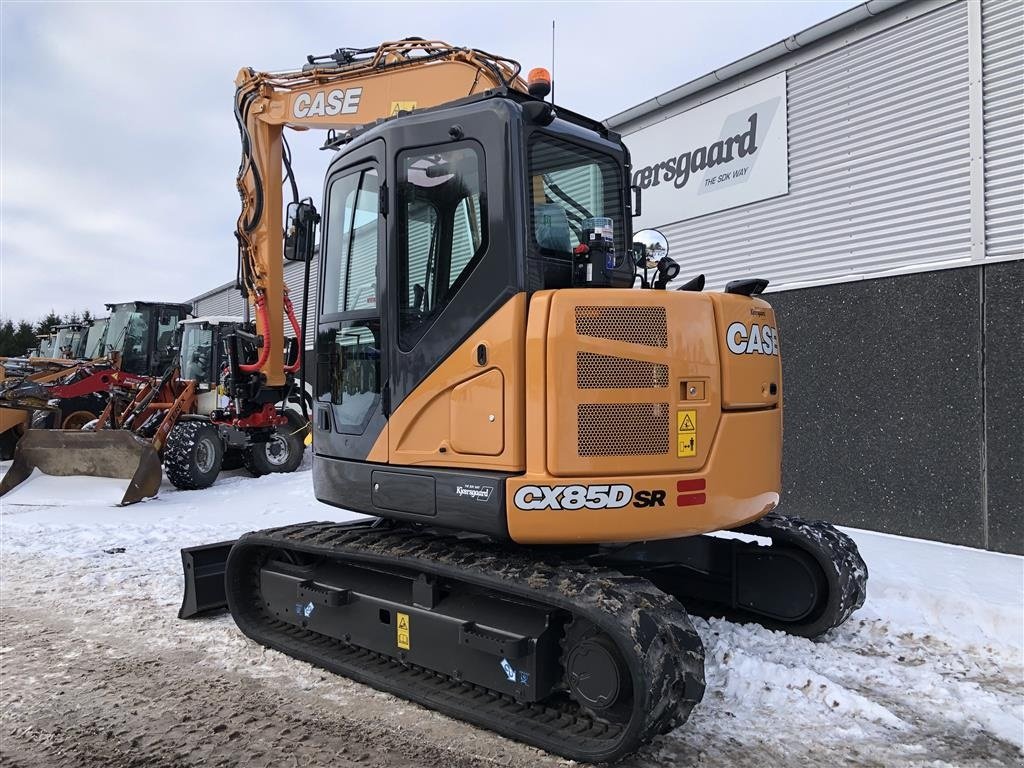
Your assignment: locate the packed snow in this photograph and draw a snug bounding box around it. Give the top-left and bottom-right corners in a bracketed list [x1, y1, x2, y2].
[1, 458, 1021, 767]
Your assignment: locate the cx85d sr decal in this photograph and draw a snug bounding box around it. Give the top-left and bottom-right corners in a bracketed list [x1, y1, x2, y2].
[513, 484, 666, 511]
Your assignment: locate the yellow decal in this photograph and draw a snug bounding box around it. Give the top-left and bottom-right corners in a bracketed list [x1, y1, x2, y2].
[677, 410, 697, 458]
[390, 100, 417, 116]
[396, 612, 411, 650]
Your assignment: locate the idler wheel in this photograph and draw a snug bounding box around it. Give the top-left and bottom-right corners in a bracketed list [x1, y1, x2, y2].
[562, 619, 632, 722]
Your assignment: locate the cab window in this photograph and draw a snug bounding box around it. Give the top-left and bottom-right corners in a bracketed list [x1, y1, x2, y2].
[528, 134, 623, 259]
[397, 144, 486, 350]
[322, 168, 380, 315]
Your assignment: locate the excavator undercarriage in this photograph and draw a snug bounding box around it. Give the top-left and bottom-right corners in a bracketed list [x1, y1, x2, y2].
[182, 514, 865, 762]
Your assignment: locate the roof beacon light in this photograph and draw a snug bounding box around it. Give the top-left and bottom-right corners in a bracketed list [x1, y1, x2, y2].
[527, 67, 552, 99]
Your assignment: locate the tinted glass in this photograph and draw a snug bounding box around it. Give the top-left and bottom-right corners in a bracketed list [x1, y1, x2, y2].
[323, 168, 380, 315]
[528, 135, 623, 259]
[317, 319, 381, 433]
[397, 144, 486, 349]
[180, 325, 214, 383]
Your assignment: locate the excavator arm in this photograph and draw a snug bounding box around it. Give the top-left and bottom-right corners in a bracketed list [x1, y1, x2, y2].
[233, 39, 528, 388]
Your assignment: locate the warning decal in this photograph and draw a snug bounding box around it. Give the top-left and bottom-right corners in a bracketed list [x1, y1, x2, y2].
[390, 100, 417, 115]
[396, 612, 411, 650]
[677, 410, 697, 458]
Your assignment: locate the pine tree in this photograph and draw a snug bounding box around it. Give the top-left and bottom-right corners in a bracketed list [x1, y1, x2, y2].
[0, 319, 16, 356]
[35, 311, 62, 337]
[14, 321, 37, 356]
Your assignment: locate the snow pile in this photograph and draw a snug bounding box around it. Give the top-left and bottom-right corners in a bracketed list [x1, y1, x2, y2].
[1, 458, 1021, 765]
[2, 469, 132, 507]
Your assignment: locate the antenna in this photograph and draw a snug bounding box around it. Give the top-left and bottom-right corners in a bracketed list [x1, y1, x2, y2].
[551, 19, 556, 104]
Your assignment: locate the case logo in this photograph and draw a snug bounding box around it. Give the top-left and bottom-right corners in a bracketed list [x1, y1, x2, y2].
[726, 322, 779, 356]
[293, 88, 363, 119]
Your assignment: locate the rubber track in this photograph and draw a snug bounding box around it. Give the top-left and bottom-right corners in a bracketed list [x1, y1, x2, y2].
[225, 522, 706, 763]
[739, 513, 869, 636]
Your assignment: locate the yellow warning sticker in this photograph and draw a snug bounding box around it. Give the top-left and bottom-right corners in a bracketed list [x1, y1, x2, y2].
[677, 410, 697, 458]
[396, 612, 411, 650]
[390, 100, 417, 115]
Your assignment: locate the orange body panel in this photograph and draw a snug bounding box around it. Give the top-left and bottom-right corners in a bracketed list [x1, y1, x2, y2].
[544, 290, 722, 477]
[508, 289, 783, 544]
[368, 288, 782, 545]
[507, 409, 780, 543]
[367, 293, 526, 470]
[450, 369, 505, 456]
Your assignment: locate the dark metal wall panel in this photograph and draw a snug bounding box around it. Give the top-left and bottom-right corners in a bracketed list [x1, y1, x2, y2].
[769, 267, 986, 548]
[983, 260, 1024, 554]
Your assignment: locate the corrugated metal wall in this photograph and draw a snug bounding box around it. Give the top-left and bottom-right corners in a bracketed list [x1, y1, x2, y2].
[192, 256, 319, 349]
[628, 1, 974, 292]
[982, 0, 1024, 260]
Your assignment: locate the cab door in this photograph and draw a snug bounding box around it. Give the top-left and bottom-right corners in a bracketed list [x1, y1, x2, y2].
[314, 139, 388, 461]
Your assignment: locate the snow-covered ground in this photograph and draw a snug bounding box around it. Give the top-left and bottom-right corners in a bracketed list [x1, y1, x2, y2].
[1, 458, 1021, 767]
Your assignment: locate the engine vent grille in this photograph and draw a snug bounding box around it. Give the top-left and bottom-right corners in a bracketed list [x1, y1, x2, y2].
[576, 352, 669, 389]
[574, 306, 668, 347]
[577, 403, 671, 457]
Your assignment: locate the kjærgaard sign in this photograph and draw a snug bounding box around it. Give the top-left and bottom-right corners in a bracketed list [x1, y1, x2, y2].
[626, 72, 788, 225]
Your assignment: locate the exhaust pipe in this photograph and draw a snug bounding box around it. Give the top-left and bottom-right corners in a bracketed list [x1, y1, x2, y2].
[0, 430, 162, 506]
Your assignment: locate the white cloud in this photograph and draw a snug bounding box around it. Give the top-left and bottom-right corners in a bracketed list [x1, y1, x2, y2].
[1, 0, 859, 321]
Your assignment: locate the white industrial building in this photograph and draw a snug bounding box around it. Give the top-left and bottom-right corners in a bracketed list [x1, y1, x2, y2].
[606, 0, 1020, 289]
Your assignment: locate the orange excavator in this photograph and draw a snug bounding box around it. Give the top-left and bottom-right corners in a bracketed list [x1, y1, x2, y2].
[163, 39, 868, 762]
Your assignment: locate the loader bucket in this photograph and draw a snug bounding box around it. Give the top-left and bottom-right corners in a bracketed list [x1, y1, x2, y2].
[0, 430, 162, 506]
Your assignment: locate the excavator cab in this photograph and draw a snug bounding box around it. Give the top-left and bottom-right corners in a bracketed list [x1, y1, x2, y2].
[310, 92, 636, 491]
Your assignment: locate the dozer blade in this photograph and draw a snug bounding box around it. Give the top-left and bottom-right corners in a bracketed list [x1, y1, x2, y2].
[0, 430, 162, 506]
[178, 540, 234, 619]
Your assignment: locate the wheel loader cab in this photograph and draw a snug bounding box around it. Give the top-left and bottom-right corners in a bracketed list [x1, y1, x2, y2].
[312, 91, 783, 544]
[104, 301, 192, 376]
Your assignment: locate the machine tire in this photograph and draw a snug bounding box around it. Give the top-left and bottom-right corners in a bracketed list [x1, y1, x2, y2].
[61, 410, 97, 430]
[164, 421, 224, 490]
[221, 449, 245, 471]
[243, 411, 306, 477]
[0, 428, 18, 461]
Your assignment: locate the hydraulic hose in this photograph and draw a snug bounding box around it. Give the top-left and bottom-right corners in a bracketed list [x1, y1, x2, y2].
[237, 296, 303, 376]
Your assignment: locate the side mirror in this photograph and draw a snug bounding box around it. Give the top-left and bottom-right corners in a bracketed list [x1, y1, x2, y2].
[633, 228, 670, 261]
[285, 198, 320, 262]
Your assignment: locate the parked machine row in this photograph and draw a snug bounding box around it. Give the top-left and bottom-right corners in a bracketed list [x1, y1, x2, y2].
[0, 305, 309, 503]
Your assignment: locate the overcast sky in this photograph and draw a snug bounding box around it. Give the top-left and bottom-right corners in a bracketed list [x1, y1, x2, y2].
[1, 0, 858, 322]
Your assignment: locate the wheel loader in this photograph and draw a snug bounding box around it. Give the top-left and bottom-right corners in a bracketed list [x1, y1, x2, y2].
[0, 312, 309, 505]
[0, 315, 112, 457]
[181, 40, 867, 761]
[0, 301, 191, 491]
[91, 314, 307, 501]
